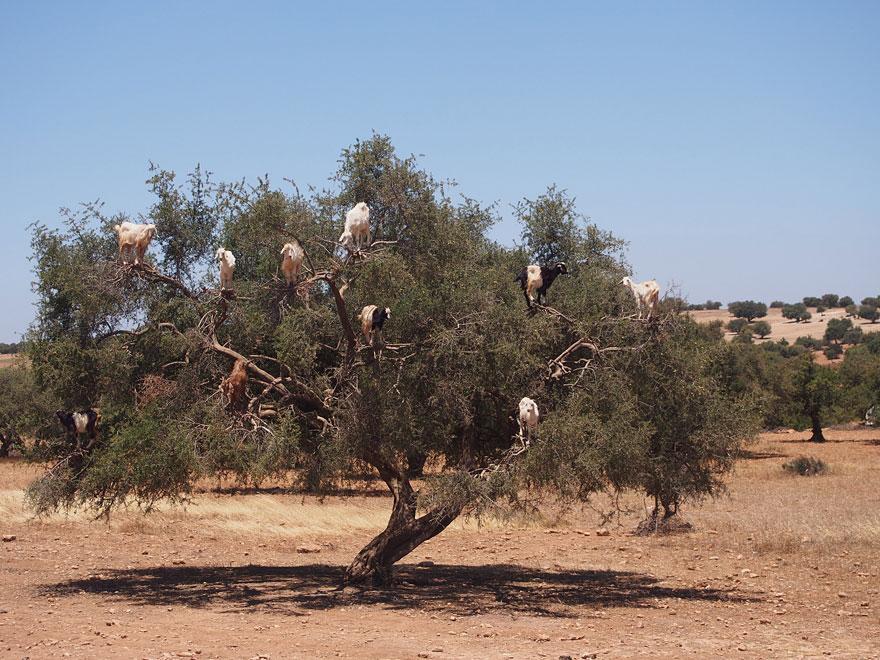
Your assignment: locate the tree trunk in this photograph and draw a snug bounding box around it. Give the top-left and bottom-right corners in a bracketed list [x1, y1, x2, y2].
[343, 468, 462, 586]
[809, 412, 825, 442]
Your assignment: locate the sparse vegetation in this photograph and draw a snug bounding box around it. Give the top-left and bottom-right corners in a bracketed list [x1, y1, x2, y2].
[728, 300, 767, 322]
[751, 320, 772, 339]
[783, 303, 811, 323]
[782, 455, 828, 476]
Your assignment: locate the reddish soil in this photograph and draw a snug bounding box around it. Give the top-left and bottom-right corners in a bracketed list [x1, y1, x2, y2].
[1, 430, 878, 659]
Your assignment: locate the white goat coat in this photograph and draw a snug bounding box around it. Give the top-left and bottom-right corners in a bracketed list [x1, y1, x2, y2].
[216, 247, 236, 290]
[280, 241, 304, 284]
[622, 277, 660, 318]
[518, 397, 539, 440]
[339, 202, 370, 252]
[525, 265, 543, 302]
[114, 222, 157, 265]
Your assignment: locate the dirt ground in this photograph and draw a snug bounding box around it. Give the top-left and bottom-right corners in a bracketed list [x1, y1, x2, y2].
[688, 307, 878, 344]
[1, 429, 878, 659]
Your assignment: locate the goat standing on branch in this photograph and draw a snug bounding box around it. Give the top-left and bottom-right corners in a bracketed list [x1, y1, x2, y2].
[114, 222, 156, 265]
[55, 408, 100, 450]
[280, 240, 304, 285]
[221, 359, 248, 411]
[517, 397, 539, 446]
[515, 262, 568, 309]
[216, 247, 236, 291]
[359, 305, 391, 348]
[339, 202, 370, 254]
[621, 276, 660, 319]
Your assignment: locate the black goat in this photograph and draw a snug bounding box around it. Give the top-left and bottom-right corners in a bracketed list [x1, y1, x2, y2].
[514, 262, 568, 308]
[56, 409, 100, 449]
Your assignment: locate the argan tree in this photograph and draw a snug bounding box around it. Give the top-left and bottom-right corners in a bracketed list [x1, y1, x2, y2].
[24, 135, 757, 584]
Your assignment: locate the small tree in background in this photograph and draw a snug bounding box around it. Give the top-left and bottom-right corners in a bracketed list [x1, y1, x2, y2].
[838, 296, 854, 308]
[795, 336, 823, 350]
[803, 296, 822, 308]
[751, 320, 772, 338]
[769, 301, 785, 309]
[783, 303, 811, 323]
[845, 304, 858, 317]
[861, 297, 879, 307]
[705, 300, 722, 310]
[791, 355, 838, 442]
[728, 300, 767, 322]
[727, 318, 748, 333]
[842, 326, 863, 345]
[820, 293, 840, 308]
[824, 344, 843, 360]
[858, 305, 878, 323]
[824, 317, 852, 344]
[816, 305, 827, 313]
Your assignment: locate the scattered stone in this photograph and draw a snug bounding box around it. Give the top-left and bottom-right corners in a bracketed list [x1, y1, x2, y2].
[595, 529, 610, 537]
[295, 545, 321, 554]
[418, 560, 435, 567]
[1, 535, 16, 542]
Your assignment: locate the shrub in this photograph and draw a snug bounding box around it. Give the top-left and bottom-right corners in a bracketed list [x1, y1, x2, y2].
[782, 456, 827, 476]
[795, 336, 823, 350]
[823, 344, 843, 360]
[769, 301, 785, 308]
[686, 303, 705, 311]
[824, 317, 852, 343]
[842, 327, 863, 345]
[845, 304, 858, 317]
[803, 296, 822, 307]
[816, 305, 827, 313]
[858, 305, 878, 323]
[705, 300, 722, 310]
[783, 303, 811, 323]
[820, 294, 840, 308]
[728, 300, 767, 322]
[734, 327, 754, 344]
[727, 318, 749, 333]
[862, 297, 879, 308]
[751, 320, 772, 338]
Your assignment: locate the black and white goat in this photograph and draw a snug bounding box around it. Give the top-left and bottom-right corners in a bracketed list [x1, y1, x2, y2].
[514, 262, 568, 308]
[56, 408, 100, 449]
[359, 305, 391, 347]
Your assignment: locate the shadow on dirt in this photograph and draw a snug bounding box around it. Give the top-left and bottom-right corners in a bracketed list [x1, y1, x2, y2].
[739, 449, 787, 460]
[43, 562, 749, 617]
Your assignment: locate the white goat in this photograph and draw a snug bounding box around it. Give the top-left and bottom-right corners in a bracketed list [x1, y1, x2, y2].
[517, 397, 539, 445]
[280, 241, 304, 285]
[114, 222, 157, 265]
[621, 276, 661, 319]
[339, 202, 370, 253]
[216, 247, 236, 290]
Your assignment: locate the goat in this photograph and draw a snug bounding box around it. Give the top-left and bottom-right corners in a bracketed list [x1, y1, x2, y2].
[280, 240, 304, 285]
[216, 247, 236, 291]
[339, 202, 370, 253]
[517, 397, 539, 445]
[359, 305, 391, 347]
[866, 405, 877, 427]
[221, 359, 248, 410]
[55, 408, 100, 449]
[114, 222, 157, 265]
[514, 262, 568, 308]
[621, 276, 661, 319]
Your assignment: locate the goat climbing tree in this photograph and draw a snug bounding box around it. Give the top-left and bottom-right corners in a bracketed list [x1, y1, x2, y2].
[25, 135, 758, 585]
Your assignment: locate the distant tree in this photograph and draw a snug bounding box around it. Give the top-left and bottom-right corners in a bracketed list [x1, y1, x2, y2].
[783, 303, 811, 323]
[816, 305, 827, 313]
[769, 301, 785, 309]
[728, 300, 767, 322]
[842, 326, 863, 345]
[705, 300, 722, 310]
[845, 304, 858, 317]
[838, 296, 854, 308]
[751, 320, 772, 339]
[803, 296, 822, 308]
[862, 297, 879, 308]
[0, 342, 21, 354]
[791, 354, 838, 442]
[734, 327, 754, 344]
[820, 294, 840, 308]
[727, 318, 749, 333]
[858, 305, 879, 323]
[823, 344, 843, 360]
[824, 317, 852, 344]
[795, 336, 823, 351]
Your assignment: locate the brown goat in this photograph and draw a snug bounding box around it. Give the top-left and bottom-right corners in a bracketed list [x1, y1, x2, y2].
[221, 359, 248, 410]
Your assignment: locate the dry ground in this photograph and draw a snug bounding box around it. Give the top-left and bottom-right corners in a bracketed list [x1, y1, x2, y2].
[688, 307, 878, 344]
[1, 429, 879, 659]
[0, 354, 25, 369]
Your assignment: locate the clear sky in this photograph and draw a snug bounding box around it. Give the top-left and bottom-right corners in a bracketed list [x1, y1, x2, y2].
[1, 1, 877, 341]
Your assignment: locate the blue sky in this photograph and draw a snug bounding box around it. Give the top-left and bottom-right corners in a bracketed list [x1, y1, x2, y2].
[1, 1, 877, 340]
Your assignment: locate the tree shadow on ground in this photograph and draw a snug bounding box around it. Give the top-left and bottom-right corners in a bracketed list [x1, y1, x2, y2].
[43, 562, 750, 617]
[739, 449, 787, 460]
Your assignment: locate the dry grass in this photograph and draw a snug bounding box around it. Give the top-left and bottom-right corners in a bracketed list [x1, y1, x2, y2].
[0, 353, 26, 369]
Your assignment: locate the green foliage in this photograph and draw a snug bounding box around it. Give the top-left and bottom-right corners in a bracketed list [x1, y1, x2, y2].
[727, 318, 748, 333]
[845, 304, 858, 317]
[705, 300, 722, 310]
[824, 317, 852, 343]
[783, 303, 811, 323]
[816, 305, 827, 313]
[838, 296, 854, 308]
[858, 305, 878, 323]
[795, 336, 823, 350]
[823, 344, 843, 360]
[803, 296, 822, 307]
[862, 297, 879, 307]
[0, 341, 21, 354]
[782, 456, 827, 476]
[842, 326, 863, 345]
[769, 301, 785, 309]
[751, 320, 772, 338]
[728, 300, 767, 321]
[0, 365, 61, 455]
[820, 294, 839, 308]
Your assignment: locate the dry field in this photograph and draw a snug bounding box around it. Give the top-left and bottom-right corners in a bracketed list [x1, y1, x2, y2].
[688, 307, 879, 344]
[1, 429, 879, 659]
[0, 354, 25, 369]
